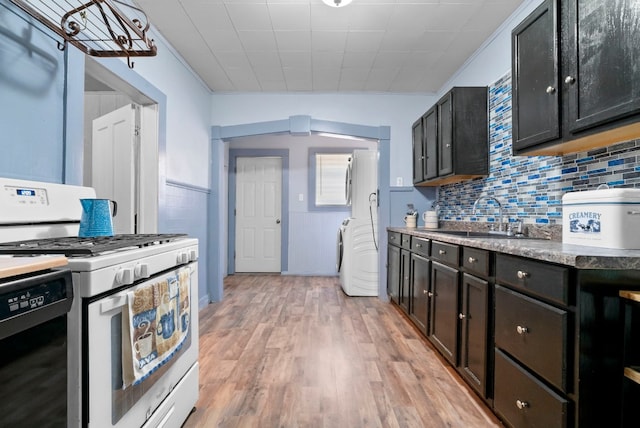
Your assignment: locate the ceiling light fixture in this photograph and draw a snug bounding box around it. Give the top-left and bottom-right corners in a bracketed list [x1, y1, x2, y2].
[322, 0, 353, 8]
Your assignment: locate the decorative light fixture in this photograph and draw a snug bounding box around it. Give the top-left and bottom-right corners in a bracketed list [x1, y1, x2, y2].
[322, 0, 353, 7]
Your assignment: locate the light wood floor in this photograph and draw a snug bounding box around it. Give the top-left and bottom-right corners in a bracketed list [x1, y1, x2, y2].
[183, 275, 502, 428]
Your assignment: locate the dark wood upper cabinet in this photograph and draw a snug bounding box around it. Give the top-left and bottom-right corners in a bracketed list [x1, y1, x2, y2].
[513, 0, 640, 156]
[423, 108, 438, 181]
[412, 87, 488, 186]
[564, 0, 640, 133]
[512, 0, 560, 152]
[412, 118, 424, 184]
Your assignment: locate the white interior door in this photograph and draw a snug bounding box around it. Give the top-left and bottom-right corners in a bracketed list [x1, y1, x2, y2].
[235, 157, 282, 273]
[91, 104, 139, 234]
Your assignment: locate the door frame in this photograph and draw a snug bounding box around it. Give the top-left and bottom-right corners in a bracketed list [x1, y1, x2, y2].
[228, 149, 289, 275]
[80, 57, 163, 234]
[211, 116, 390, 302]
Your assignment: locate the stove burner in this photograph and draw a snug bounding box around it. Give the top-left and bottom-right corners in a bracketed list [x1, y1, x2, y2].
[0, 234, 187, 256]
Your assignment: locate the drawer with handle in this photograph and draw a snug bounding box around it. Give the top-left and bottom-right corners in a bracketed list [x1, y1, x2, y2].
[388, 231, 401, 246]
[400, 234, 412, 250]
[495, 284, 569, 392]
[494, 349, 569, 428]
[411, 236, 429, 258]
[431, 241, 459, 266]
[496, 253, 570, 306]
[462, 247, 490, 278]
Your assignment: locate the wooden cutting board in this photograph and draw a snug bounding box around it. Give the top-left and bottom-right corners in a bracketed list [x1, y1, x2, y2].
[0, 256, 68, 280]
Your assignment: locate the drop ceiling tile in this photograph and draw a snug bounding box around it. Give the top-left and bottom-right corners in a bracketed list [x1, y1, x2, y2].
[413, 31, 457, 52]
[372, 51, 411, 68]
[311, 31, 348, 52]
[347, 4, 393, 31]
[238, 31, 278, 50]
[310, 3, 352, 31]
[342, 52, 376, 68]
[421, 3, 483, 32]
[279, 52, 312, 68]
[312, 51, 344, 68]
[226, 67, 261, 91]
[259, 80, 289, 91]
[216, 51, 252, 68]
[387, 3, 438, 32]
[246, 51, 281, 68]
[134, 0, 527, 92]
[225, 3, 273, 31]
[364, 67, 399, 91]
[313, 67, 341, 91]
[339, 67, 370, 91]
[181, 2, 234, 31]
[379, 30, 424, 51]
[203, 30, 244, 51]
[345, 31, 384, 52]
[275, 31, 312, 51]
[254, 67, 285, 81]
[268, 3, 310, 30]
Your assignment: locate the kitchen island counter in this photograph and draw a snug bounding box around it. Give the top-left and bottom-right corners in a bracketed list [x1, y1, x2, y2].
[388, 227, 640, 270]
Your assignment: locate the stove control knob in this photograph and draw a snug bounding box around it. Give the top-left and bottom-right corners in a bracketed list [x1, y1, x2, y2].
[189, 249, 198, 262]
[116, 268, 134, 285]
[134, 263, 150, 279]
[177, 252, 189, 264]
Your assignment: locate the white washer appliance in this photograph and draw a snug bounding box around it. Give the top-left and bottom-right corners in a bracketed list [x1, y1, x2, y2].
[0, 177, 199, 428]
[338, 149, 379, 296]
[345, 150, 378, 220]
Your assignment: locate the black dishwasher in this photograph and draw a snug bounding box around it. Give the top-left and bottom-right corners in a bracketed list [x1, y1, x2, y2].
[0, 267, 73, 427]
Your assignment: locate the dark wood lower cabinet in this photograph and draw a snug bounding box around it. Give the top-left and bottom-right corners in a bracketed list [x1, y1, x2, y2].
[387, 243, 400, 304]
[460, 273, 490, 398]
[399, 249, 411, 314]
[386, 232, 640, 428]
[428, 261, 459, 366]
[409, 253, 430, 335]
[494, 349, 569, 428]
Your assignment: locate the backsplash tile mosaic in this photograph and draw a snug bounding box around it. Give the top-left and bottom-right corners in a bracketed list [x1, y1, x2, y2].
[438, 72, 640, 227]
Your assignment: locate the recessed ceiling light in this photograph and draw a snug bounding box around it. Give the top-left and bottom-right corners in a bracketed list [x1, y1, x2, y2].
[322, 0, 353, 7]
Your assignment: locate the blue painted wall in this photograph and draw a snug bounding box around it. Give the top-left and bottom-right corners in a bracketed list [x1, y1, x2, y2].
[0, 1, 66, 182]
[0, 0, 214, 306]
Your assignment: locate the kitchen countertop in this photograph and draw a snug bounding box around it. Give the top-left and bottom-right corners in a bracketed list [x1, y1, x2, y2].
[388, 227, 640, 270]
[0, 255, 68, 279]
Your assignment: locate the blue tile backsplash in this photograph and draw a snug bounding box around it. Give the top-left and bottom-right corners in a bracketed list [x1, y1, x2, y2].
[438, 72, 640, 226]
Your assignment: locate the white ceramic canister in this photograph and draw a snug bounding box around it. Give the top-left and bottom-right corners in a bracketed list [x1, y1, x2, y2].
[422, 210, 438, 229]
[404, 213, 418, 228]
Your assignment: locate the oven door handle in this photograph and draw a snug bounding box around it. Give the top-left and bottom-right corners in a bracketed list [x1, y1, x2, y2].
[100, 294, 129, 313]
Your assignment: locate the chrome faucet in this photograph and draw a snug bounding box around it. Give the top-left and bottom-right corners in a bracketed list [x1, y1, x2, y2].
[473, 196, 504, 232]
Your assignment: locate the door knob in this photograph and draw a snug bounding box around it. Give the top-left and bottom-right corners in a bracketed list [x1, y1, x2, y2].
[276, 219, 281, 224]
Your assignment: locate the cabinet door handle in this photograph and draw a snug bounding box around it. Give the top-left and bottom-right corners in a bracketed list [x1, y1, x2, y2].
[416, 243, 422, 248]
[439, 249, 446, 255]
[423, 289, 428, 295]
[445, 144, 451, 148]
[468, 257, 477, 263]
[564, 75, 576, 84]
[516, 325, 529, 335]
[517, 270, 529, 279]
[546, 85, 556, 94]
[516, 399, 529, 410]
[458, 313, 466, 320]
[427, 291, 434, 297]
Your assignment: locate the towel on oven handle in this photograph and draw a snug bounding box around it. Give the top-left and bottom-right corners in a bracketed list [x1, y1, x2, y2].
[122, 267, 191, 388]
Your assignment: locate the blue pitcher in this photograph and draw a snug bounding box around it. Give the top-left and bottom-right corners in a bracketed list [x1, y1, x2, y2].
[79, 199, 118, 237]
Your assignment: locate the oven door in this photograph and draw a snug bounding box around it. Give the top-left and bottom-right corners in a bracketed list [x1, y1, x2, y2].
[84, 263, 198, 428]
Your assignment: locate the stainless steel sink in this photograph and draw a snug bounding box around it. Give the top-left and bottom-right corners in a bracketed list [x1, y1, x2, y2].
[429, 230, 543, 239]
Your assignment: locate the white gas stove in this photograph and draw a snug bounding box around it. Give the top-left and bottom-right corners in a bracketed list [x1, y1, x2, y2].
[0, 178, 199, 428]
